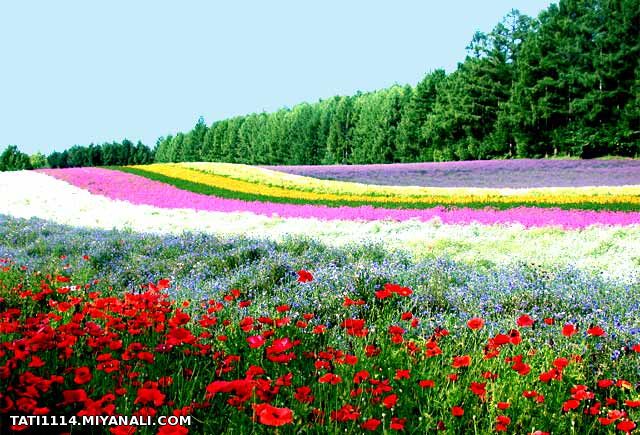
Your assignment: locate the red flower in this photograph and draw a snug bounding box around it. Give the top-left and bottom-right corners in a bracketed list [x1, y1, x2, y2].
[157, 425, 189, 435]
[246, 335, 266, 349]
[383, 283, 413, 297]
[451, 406, 464, 417]
[562, 324, 577, 337]
[253, 403, 294, 427]
[587, 326, 605, 337]
[294, 386, 314, 404]
[330, 404, 360, 422]
[452, 355, 471, 368]
[362, 418, 381, 431]
[276, 304, 290, 313]
[73, 367, 92, 385]
[394, 369, 410, 380]
[375, 288, 392, 299]
[497, 402, 510, 410]
[62, 389, 88, 405]
[383, 394, 398, 409]
[390, 417, 406, 431]
[562, 399, 580, 412]
[467, 317, 484, 330]
[598, 379, 615, 388]
[626, 400, 640, 408]
[469, 382, 487, 399]
[134, 387, 165, 407]
[318, 373, 342, 384]
[297, 270, 313, 283]
[617, 420, 636, 433]
[517, 314, 535, 328]
[419, 379, 435, 388]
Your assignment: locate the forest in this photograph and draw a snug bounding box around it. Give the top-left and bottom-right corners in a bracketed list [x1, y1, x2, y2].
[2, 0, 638, 170]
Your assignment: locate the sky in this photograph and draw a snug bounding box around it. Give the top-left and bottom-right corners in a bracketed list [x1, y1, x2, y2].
[0, 1, 553, 155]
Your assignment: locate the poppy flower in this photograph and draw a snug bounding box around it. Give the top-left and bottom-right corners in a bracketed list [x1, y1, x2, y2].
[587, 326, 605, 337]
[562, 324, 577, 337]
[451, 406, 464, 417]
[598, 379, 614, 388]
[62, 389, 88, 405]
[616, 420, 636, 432]
[253, 403, 294, 427]
[394, 369, 410, 380]
[383, 394, 398, 409]
[467, 317, 484, 330]
[246, 335, 266, 349]
[452, 355, 471, 368]
[562, 399, 580, 412]
[517, 315, 535, 328]
[419, 379, 435, 388]
[318, 373, 342, 384]
[469, 382, 487, 399]
[390, 417, 406, 431]
[361, 418, 381, 431]
[73, 367, 92, 385]
[134, 387, 165, 407]
[296, 270, 313, 283]
[294, 386, 314, 404]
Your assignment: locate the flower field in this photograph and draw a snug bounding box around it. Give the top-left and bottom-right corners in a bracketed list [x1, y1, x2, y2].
[1, 160, 640, 434]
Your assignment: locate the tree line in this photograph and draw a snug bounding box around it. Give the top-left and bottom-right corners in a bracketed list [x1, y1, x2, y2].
[155, 0, 639, 164]
[2, 0, 638, 171]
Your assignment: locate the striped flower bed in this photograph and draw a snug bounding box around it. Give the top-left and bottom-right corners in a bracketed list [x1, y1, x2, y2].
[40, 167, 640, 228]
[116, 163, 640, 211]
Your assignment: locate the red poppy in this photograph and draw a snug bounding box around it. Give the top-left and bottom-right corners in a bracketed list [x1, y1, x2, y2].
[73, 367, 92, 385]
[497, 402, 510, 410]
[362, 418, 381, 431]
[390, 417, 406, 431]
[517, 314, 535, 327]
[469, 382, 487, 399]
[375, 288, 392, 299]
[467, 317, 484, 330]
[253, 403, 294, 427]
[617, 420, 636, 432]
[419, 379, 435, 388]
[330, 404, 360, 422]
[294, 386, 314, 404]
[383, 394, 398, 409]
[318, 373, 342, 384]
[587, 326, 605, 337]
[562, 324, 577, 337]
[134, 387, 165, 407]
[598, 379, 615, 388]
[394, 369, 410, 380]
[62, 389, 88, 405]
[246, 335, 266, 349]
[451, 406, 464, 417]
[297, 270, 313, 283]
[562, 399, 580, 412]
[452, 355, 471, 368]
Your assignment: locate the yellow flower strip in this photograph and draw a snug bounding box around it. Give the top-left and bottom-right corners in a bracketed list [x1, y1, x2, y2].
[181, 162, 640, 203]
[130, 163, 640, 206]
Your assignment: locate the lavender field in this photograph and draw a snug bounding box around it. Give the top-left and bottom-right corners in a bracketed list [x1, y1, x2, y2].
[265, 159, 640, 188]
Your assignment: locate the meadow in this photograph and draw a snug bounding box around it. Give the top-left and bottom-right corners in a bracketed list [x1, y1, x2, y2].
[1, 160, 640, 434]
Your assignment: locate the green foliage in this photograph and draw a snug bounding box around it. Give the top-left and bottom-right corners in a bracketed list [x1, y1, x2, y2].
[0, 145, 32, 171]
[152, 1, 638, 165]
[29, 152, 48, 169]
[47, 140, 153, 168]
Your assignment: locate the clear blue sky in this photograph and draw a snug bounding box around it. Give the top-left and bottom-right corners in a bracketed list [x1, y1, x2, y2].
[0, 1, 553, 155]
